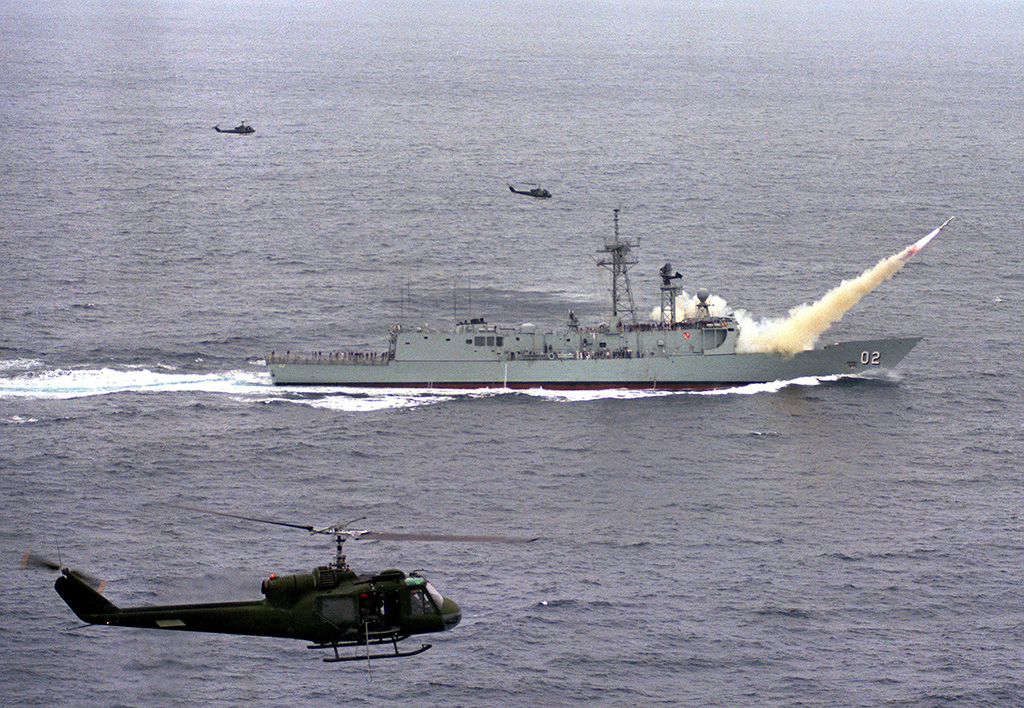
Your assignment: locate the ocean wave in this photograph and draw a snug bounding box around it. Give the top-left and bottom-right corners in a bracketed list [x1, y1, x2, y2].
[0, 358, 45, 373]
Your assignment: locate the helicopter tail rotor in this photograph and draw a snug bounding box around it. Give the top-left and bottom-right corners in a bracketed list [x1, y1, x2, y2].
[21, 552, 105, 591]
[21, 551, 61, 572]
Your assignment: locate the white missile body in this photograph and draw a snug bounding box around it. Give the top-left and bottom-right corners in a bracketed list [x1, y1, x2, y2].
[899, 216, 954, 261]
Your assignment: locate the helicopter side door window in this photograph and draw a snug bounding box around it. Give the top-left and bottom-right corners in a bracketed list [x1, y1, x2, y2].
[408, 588, 438, 616]
[317, 596, 357, 627]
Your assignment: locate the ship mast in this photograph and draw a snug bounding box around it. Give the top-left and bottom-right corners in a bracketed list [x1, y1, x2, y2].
[596, 209, 639, 325]
[659, 262, 683, 324]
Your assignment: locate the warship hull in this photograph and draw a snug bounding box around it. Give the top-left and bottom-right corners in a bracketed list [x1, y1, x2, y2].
[266, 211, 942, 391]
[267, 336, 921, 390]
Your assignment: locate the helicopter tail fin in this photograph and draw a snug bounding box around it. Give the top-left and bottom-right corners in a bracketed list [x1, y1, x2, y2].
[55, 568, 117, 621]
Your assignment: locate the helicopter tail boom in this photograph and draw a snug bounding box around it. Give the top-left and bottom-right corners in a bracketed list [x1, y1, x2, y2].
[55, 568, 297, 637]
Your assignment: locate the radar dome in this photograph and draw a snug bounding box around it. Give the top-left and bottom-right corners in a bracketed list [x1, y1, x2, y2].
[696, 288, 710, 302]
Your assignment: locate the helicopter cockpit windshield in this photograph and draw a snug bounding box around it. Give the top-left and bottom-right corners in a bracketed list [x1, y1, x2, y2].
[407, 578, 445, 616]
[425, 581, 444, 609]
[408, 588, 433, 615]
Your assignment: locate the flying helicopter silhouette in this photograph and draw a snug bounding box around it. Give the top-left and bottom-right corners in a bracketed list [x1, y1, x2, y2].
[39, 506, 537, 663]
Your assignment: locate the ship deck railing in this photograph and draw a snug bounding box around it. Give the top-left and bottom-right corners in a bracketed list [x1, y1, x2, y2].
[266, 351, 393, 366]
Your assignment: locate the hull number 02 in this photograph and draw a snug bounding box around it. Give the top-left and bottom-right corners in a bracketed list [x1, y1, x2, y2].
[860, 351, 881, 365]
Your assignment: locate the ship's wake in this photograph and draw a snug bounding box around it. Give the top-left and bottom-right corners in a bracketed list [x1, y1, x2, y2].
[0, 364, 462, 412]
[1, 362, 876, 410]
[0, 364, 267, 400]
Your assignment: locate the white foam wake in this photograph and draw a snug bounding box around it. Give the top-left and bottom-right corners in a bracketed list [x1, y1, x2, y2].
[0, 367, 267, 400]
[0, 365, 857, 407]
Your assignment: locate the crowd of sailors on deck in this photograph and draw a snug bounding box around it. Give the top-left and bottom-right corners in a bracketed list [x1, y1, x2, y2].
[513, 348, 640, 360]
[620, 318, 732, 332]
[567, 318, 731, 336]
[266, 350, 393, 365]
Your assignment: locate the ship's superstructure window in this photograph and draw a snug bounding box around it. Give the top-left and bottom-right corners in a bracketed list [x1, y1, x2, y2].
[466, 339, 472, 344]
[474, 336, 485, 346]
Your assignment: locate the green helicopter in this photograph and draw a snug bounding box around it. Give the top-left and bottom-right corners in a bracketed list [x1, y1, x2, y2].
[45, 506, 535, 663]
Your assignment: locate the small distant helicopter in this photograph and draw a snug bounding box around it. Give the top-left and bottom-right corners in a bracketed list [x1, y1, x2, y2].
[508, 182, 552, 199]
[37, 506, 536, 663]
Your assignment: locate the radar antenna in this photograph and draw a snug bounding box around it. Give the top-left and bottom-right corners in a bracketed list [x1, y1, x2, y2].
[659, 262, 683, 324]
[596, 209, 639, 325]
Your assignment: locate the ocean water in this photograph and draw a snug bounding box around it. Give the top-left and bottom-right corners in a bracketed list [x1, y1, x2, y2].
[2, 1, 1023, 706]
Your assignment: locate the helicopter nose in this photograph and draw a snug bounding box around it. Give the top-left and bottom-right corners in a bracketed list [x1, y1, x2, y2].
[440, 596, 461, 630]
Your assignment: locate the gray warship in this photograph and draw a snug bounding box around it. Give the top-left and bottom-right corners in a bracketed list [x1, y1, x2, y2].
[267, 212, 926, 390]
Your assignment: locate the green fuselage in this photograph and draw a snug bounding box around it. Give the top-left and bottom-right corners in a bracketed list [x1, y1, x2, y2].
[55, 566, 461, 647]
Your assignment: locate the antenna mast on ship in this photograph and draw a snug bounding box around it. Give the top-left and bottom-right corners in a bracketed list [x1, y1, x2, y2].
[659, 262, 683, 324]
[596, 209, 639, 325]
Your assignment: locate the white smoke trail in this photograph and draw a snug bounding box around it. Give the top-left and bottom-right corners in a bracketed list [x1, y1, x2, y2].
[735, 218, 951, 355]
[735, 251, 909, 354]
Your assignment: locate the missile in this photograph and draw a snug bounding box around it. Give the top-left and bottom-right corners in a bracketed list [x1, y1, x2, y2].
[898, 216, 954, 261]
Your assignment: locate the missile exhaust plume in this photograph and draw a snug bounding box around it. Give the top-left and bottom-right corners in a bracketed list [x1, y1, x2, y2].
[735, 218, 952, 356]
[901, 216, 953, 260]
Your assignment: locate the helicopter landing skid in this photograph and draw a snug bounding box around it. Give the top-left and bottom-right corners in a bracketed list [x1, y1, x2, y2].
[323, 642, 432, 663]
[309, 634, 434, 663]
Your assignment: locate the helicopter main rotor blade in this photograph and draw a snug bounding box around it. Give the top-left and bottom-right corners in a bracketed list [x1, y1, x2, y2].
[168, 505, 537, 544]
[360, 531, 539, 544]
[168, 504, 316, 533]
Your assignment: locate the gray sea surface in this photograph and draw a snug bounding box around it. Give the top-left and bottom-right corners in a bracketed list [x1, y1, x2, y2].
[2, 0, 1023, 706]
